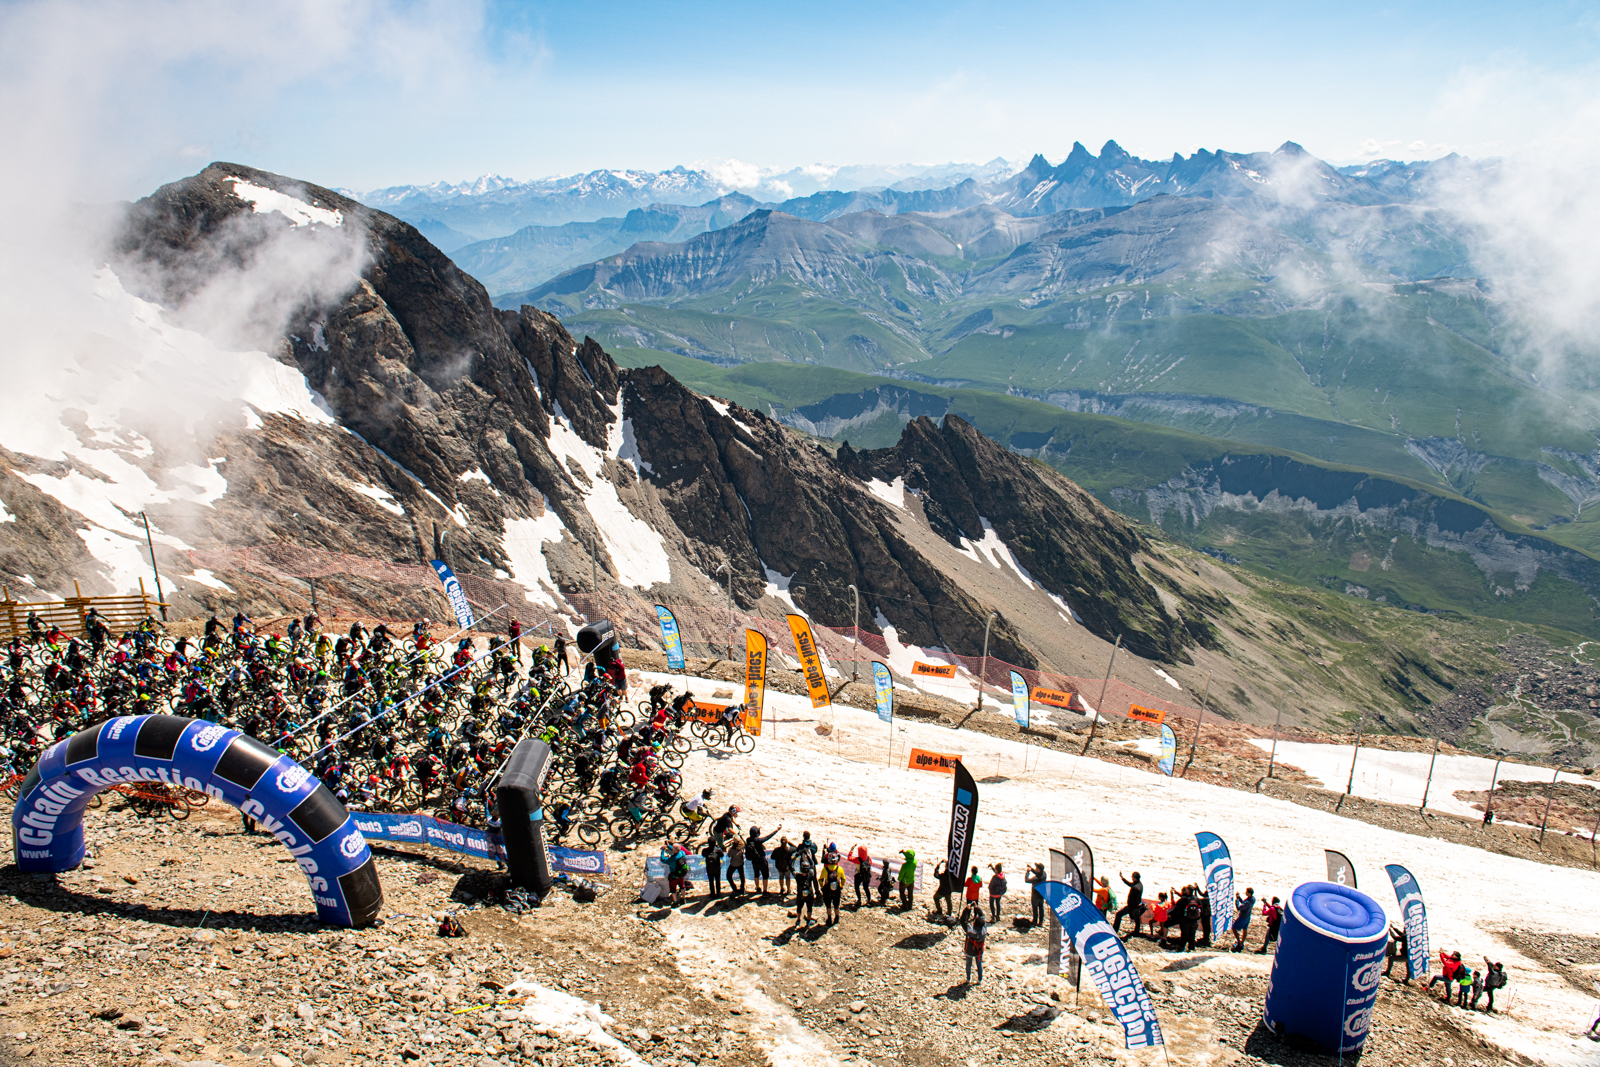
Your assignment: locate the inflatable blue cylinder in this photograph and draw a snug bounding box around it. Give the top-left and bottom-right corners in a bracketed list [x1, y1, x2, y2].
[1263, 881, 1387, 1055]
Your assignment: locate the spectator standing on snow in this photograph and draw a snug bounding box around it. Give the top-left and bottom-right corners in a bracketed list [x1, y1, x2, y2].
[1427, 951, 1463, 999]
[1256, 897, 1283, 955]
[1174, 885, 1201, 953]
[701, 837, 724, 899]
[772, 836, 795, 899]
[850, 844, 872, 907]
[1382, 923, 1407, 977]
[794, 848, 819, 927]
[877, 856, 894, 906]
[1114, 871, 1145, 938]
[964, 866, 983, 914]
[1455, 965, 1473, 1008]
[818, 851, 846, 925]
[1481, 959, 1506, 1013]
[961, 902, 987, 985]
[747, 825, 780, 895]
[897, 849, 917, 909]
[1231, 887, 1256, 951]
[725, 833, 747, 896]
[1094, 875, 1111, 918]
[1026, 862, 1047, 926]
[931, 860, 957, 918]
[988, 864, 1007, 922]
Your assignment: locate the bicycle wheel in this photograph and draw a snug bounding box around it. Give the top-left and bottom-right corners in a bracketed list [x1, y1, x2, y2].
[613, 709, 635, 730]
[666, 819, 693, 845]
[170, 798, 191, 821]
[661, 748, 684, 769]
[609, 816, 637, 840]
[669, 734, 692, 754]
[575, 822, 603, 847]
[733, 733, 755, 754]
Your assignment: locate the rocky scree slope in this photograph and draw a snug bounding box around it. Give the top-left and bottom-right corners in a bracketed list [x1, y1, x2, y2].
[51, 162, 1219, 666]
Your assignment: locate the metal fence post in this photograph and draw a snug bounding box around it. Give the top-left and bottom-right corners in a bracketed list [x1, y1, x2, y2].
[1420, 738, 1440, 812]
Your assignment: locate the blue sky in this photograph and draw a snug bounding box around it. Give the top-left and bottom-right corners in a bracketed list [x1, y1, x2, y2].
[6, 0, 1600, 194]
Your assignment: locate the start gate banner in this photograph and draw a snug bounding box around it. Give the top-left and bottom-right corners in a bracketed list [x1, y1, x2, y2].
[1032, 686, 1074, 709]
[1128, 704, 1166, 724]
[655, 605, 685, 672]
[428, 561, 475, 630]
[907, 748, 962, 774]
[786, 614, 831, 708]
[912, 661, 958, 679]
[744, 629, 767, 724]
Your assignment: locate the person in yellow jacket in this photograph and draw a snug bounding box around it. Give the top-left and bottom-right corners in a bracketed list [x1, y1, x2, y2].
[818, 851, 846, 925]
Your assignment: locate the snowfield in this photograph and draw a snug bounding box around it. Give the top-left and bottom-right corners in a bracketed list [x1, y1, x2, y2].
[1250, 738, 1593, 824]
[617, 667, 1600, 1067]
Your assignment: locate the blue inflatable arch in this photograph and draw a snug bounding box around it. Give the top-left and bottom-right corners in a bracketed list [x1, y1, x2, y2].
[11, 714, 383, 927]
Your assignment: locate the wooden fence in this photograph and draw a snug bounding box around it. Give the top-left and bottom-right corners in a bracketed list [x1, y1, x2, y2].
[0, 580, 168, 641]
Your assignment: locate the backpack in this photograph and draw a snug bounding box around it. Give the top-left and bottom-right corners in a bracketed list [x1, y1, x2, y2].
[1485, 967, 1506, 990]
[993, 875, 1007, 895]
[821, 865, 843, 891]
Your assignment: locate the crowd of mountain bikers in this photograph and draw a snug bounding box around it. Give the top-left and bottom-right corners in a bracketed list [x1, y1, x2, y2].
[0, 606, 759, 845]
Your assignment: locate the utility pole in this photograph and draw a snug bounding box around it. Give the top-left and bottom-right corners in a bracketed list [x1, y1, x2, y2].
[1483, 754, 1504, 827]
[975, 612, 998, 712]
[716, 562, 733, 661]
[1539, 765, 1562, 848]
[1265, 705, 1284, 781]
[1420, 738, 1441, 812]
[1338, 716, 1366, 812]
[139, 512, 167, 621]
[1182, 670, 1211, 778]
[1079, 635, 1122, 756]
[847, 584, 861, 683]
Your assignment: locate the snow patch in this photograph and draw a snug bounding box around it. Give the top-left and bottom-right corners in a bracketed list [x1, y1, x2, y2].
[186, 568, 233, 592]
[1045, 590, 1083, 624]
[1151, 667, 1182, 691]
[0, 500, 12, 523]
[762, 564, 800, 613]
[347, 481, 404, 516]
[503, 508, 568, 609]
[506, 981, 647, 1067]
[957, 518, 1034, 588]
[864, 476, 905, 511]
[225, 177, 344, 228]
[457, 468, 491, 484]
[616, 418, 652, 476]
[548, 409, 671, 589]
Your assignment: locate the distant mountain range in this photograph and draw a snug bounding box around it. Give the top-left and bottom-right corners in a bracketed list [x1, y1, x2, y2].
[332, 141, 1600, 635]
[339, 158, 1023, 246]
